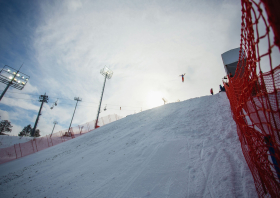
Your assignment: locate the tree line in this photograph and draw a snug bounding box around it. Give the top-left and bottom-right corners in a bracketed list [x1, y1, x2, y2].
[0, 119, 40, 137]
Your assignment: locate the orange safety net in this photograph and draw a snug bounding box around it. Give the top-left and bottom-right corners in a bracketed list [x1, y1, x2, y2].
[0, 114, 122, 165]
[224, 0, 280, 197]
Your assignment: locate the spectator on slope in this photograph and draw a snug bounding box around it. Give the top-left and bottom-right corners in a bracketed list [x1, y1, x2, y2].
[179, 73, 186, 82]
[210, 88, 213, 95]
[219, 85, 225, 92]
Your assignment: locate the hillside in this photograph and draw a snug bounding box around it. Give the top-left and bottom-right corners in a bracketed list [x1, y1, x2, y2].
[0, 92, 257, 198]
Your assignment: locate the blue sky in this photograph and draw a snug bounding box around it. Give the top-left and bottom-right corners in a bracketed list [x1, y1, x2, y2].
[0, 0, 242, 136]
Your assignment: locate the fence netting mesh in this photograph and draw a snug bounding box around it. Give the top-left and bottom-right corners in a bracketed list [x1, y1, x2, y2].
[0, 114, 122, 165]
[224, 0, 280, 197]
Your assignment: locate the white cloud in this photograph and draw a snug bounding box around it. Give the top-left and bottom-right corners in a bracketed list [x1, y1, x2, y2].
[0, 110, 9, 120]
[1, 97, 38, 111]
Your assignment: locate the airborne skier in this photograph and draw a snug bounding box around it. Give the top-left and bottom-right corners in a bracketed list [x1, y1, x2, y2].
[179, 73, 186, 82]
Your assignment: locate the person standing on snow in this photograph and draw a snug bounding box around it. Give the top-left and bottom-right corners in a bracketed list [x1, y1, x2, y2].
[210, 88, 213, 95]
[179, 73, 186, 82]
[219, 85, 225, 92]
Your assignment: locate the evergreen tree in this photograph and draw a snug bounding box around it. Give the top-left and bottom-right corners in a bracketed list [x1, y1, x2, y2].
[0, 120, 13, 135]
[18, 125, 32, 136]
[34, 129, 41, 137]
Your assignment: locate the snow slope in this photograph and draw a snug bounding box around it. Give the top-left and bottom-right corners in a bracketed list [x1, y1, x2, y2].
[0, 135, 33, 149]
[0, 92, 257, 198]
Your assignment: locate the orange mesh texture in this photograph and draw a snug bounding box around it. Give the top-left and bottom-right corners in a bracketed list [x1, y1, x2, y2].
[224, 0, 280, 197]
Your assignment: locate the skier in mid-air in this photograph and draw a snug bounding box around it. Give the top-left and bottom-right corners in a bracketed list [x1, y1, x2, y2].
[179, 73, 186, 82]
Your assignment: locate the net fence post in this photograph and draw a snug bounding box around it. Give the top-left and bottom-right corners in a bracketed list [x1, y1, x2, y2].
[14, 144, 17, 159]
[34, 139, 38, 152]
[19, 143, 22, 157]
[31, 139, 35, 153]
[46, 135, 50, 147]
[50, 135, 54, 146]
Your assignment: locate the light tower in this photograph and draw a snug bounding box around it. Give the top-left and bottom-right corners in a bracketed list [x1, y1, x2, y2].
[31, 93, 48, 137]
[95, 66, 113, 128]
[0, 65, 30, 101]
[68, 97, 82, 134]
[50, 121, 58, 137]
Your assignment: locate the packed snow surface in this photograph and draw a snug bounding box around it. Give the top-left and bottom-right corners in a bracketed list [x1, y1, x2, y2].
[0, 135, 33, 149]
[0, 93, 257, 198]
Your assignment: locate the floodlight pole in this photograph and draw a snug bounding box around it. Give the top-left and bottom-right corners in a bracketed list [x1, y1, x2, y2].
[50, 121, 58, 137]
[68, 97, 82, 133]
[95, 66, 113, 128]
[0, 82, 12, 101]
[31, 93, 48, 137]
[0, 64, 23, 101]
[95, 74, 107, 128]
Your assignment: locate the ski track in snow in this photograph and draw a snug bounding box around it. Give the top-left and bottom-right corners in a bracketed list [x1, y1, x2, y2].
[112, 144, 161, 198]
[0, 93, 258, 198]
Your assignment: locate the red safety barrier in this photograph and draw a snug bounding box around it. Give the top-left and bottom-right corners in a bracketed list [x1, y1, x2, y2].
[225, 0, 280, 197]
[0, 114, 122, 165]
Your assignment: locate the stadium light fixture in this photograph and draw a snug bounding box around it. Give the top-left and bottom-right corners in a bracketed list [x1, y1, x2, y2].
[0, 65, 30, 101]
